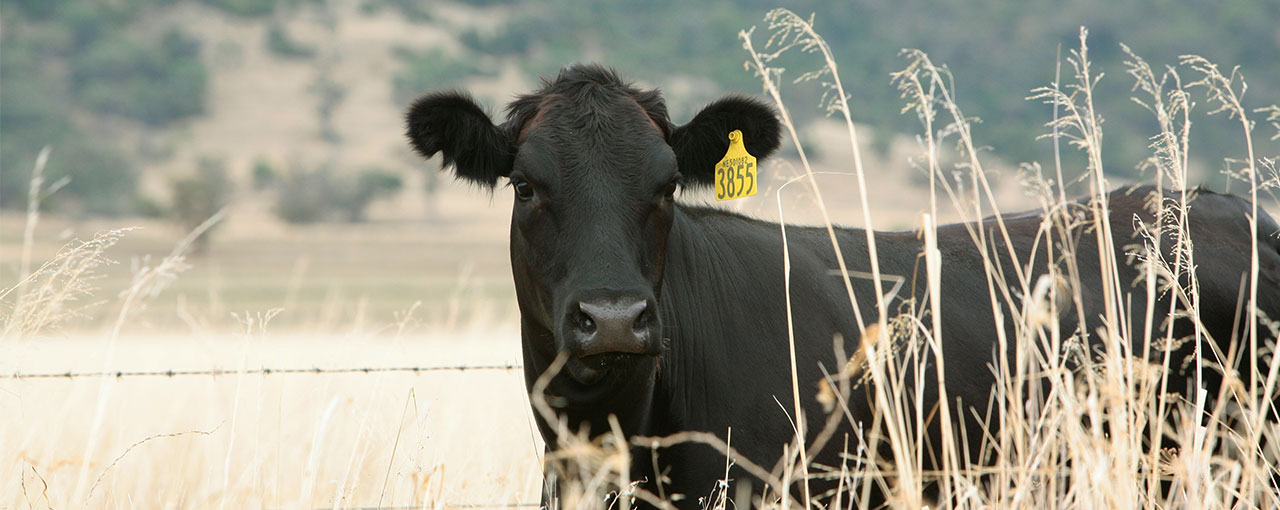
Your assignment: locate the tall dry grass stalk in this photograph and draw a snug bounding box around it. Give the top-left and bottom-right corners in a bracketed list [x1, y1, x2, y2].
[1, 154, 230, 503]
[742, 13, 1278, 509]
[69, 207, 226, 503]
[2, 147, 113, 339]
[540, 11, 1279, 510]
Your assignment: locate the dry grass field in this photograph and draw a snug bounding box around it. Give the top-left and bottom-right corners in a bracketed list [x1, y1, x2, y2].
[1, 179, 549, 507]
[0, 183, 519, 333]
[2, 329, 542, 509]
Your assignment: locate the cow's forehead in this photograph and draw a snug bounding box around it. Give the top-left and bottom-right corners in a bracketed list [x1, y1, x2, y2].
[516, 96, 670, 180]
[525, 94, 660, 140]
[516, 131, 673, 192]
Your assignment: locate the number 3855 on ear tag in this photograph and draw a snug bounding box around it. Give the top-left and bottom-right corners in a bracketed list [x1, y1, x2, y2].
[714, 130, 757, 201]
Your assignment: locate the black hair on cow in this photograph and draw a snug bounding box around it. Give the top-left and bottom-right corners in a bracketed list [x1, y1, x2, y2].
[405, 91, 512, 188]
[670, 96, 782, 188]
[503, 65, 673, 141]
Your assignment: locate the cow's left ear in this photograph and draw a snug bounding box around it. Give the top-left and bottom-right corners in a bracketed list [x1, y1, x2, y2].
[405, 91, 513, 188]
[669, 96, 781, 187]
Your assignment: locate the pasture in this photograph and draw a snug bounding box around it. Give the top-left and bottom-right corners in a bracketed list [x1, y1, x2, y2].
[3, 330, 540, 508]
[1, 206, 546, 508]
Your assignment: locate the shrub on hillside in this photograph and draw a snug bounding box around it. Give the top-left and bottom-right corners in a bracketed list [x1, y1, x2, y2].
[70, 29, 207, 126]
[308, 69, 347, 144]
[453, 0, 516, 6]
[273, 167, 331, 224]
[390, 48, 489, 106]
[336, 167, 403, 222]
[41, 143, 140, 216]
[169, 158, 233, 254]
[273, 166, 404, 224]
[251, 159, 280, 190]
[0, 141, 139, 217]
[458, 19, 534, 56]
[201, 0, 279, 16]
[265, 24, 314, 59]
[358, 0, 431, 22]
[0, 32, 140, 215]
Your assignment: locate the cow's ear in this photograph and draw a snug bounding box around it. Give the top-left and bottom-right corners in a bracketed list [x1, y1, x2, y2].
[669, 96, 781, 187]
[405, 91, 513, 188]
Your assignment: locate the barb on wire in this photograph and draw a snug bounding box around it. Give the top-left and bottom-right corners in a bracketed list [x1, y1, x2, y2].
[268, 504, 541, 510]
[2, 364, 523, 380]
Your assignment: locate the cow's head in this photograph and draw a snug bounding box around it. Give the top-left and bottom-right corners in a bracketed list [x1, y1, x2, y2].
[406, 65, 780, 386]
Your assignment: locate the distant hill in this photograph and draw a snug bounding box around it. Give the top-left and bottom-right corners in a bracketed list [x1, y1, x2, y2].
[2, 0, 1276, 218]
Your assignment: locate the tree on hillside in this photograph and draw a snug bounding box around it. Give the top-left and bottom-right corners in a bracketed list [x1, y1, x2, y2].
[421, 166, 441, 220]
[70, 28, 208, 126]
[272, 166, 404, 224]
[0, 21, 140, 215]
[337, 168, 404, 222]
[169, 158, 233, 255]
[309, 60, 347, 145]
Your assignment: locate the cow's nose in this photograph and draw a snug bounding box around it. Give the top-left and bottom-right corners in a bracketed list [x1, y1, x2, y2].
[571, 299, 653, 357]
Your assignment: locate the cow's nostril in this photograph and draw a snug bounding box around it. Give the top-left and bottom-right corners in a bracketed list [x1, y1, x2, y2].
[632, 308, 650, 331]
[577, 309, 596, 334]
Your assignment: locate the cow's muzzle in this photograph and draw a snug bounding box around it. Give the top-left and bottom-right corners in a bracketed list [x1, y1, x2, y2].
[561, 295, 660, 384]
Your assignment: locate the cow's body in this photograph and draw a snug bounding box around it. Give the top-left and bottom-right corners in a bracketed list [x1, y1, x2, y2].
[405, 64, 1280, 507]
[573, 187, 1280, 502]
[633, 188, 1280, 500]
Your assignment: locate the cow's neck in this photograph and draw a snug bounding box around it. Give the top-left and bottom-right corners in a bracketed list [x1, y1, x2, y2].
[652, 207, 810, 432]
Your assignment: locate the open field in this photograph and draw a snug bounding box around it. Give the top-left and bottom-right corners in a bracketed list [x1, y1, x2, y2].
[1, 328, 543, 509]
[0, 187, 517, 332]
[1, 188, 545, 507]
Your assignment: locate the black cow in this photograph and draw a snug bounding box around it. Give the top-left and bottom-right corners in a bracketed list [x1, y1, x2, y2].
[405, 65, 1280, 506]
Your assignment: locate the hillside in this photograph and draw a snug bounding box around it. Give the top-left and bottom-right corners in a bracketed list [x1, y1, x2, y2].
[1, 0, 1276, 225]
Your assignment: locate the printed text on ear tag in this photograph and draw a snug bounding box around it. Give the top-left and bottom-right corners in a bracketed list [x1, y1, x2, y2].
[714, 130, 757, 201]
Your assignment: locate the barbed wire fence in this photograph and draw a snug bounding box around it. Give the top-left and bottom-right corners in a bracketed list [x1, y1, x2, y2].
[276, 505, 539, 510]
[1, 363, 523, 380]
[7, 362, 541, 509]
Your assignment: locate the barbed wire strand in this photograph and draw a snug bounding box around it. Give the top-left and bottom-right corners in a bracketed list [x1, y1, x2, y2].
[2, 364, 523, 380]
[270, 504, 540, 510]
[9, 366, 538, 510]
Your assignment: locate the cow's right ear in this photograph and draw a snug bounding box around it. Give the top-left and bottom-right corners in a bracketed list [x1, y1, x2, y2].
[669, 95, 781, 188]
[405, 91, 513, 188]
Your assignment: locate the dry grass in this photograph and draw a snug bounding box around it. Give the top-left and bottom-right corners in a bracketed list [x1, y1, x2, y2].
[0, 194, 517, 333]
[2, 156, 539, 508]
[2, 330, 541, 509]
[534, 10, 1280, 509]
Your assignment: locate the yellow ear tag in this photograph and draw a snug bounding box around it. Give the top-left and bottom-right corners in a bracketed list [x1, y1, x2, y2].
[713, 130, 757, 201]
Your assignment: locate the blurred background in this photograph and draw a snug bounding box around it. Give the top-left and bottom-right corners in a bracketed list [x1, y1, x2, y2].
[1, 0, 1277, 507]
[2, 0, 1277, 330]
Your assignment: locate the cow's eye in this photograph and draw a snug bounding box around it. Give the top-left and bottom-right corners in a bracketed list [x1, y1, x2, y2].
[512, 179, 535, 201]
[662, 178, 679, 202]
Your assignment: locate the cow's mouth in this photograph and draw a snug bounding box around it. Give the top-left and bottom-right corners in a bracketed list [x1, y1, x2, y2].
[564, 352, 651, 385]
